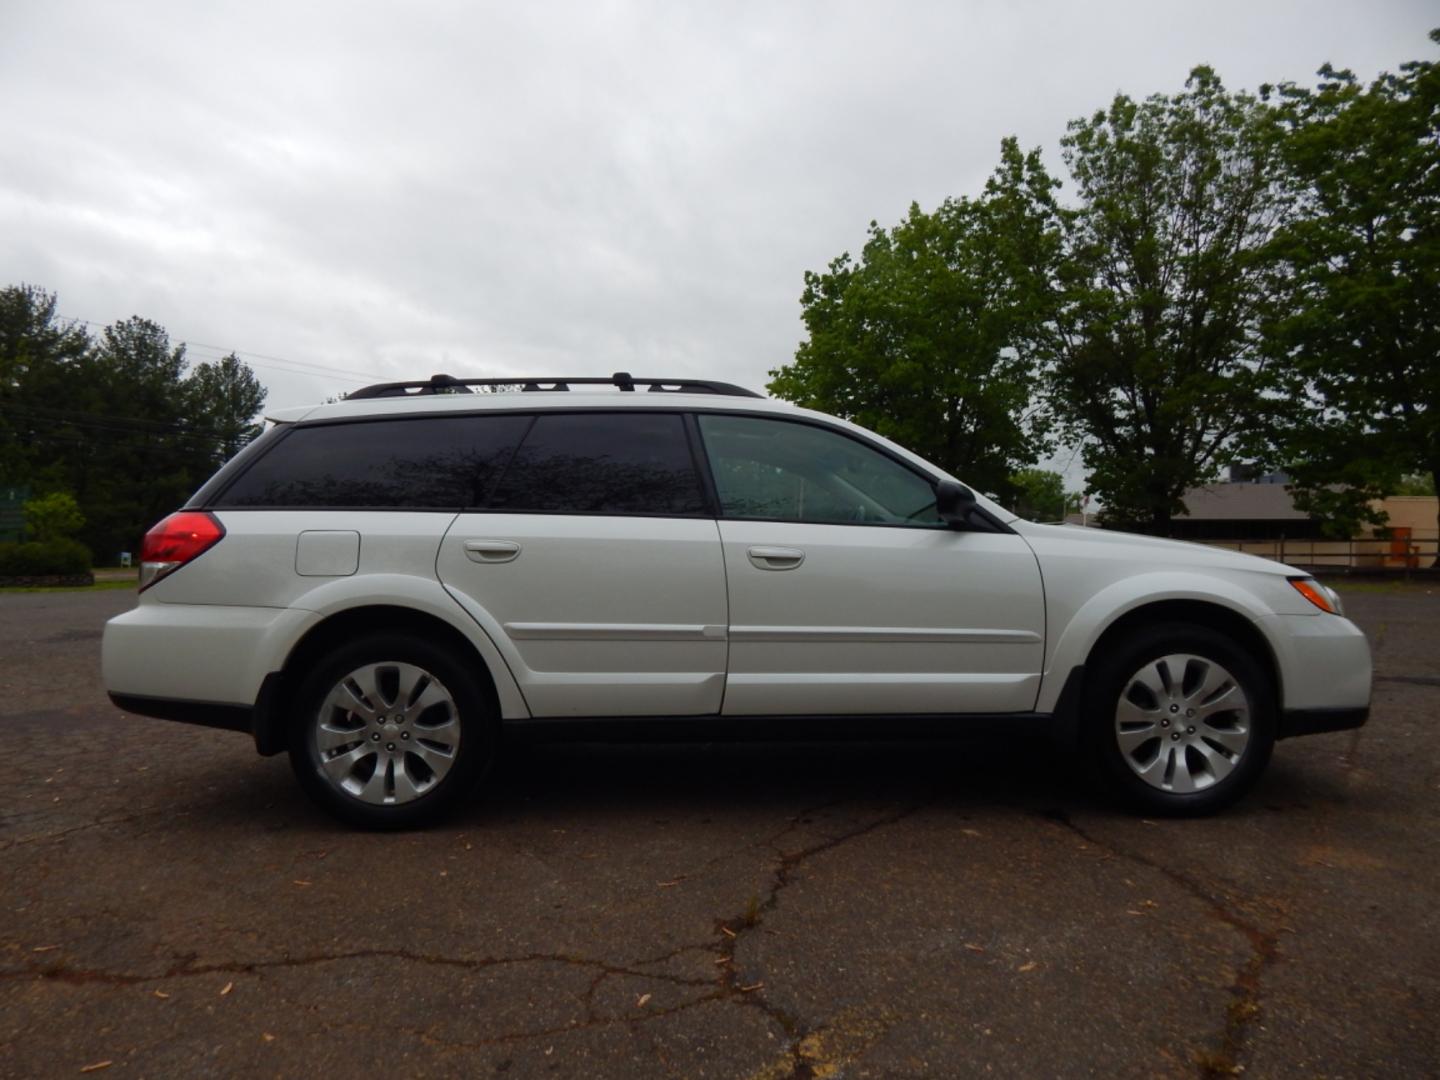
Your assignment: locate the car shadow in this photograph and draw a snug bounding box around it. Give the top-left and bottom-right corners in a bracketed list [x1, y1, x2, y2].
[165, 733, 1352, 832]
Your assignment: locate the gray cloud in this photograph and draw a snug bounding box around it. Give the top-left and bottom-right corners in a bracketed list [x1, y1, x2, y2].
[2, 0, 1434, 415]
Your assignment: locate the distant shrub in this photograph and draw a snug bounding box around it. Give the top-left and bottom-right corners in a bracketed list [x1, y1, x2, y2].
[23, 491, 85, 542]
[0, 538, 92, 576]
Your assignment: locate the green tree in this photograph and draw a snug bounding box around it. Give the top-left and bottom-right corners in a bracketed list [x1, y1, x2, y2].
[184, 352, 267, 470]
[1394, 474, 1438, 497]
[78, 317, 196, 556]
[1045, 69, 1289, 532]
[0, 285, 90, 487]
[0, 286, 271, 559]
[1008, 468, 1081, 521]
[23, 491, 84, 541]
[769, 139, 1062, 497]
[1266, 32, 1440, 539]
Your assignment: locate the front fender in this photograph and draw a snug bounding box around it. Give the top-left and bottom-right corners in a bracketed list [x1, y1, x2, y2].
[1035, 571, 1285, 714]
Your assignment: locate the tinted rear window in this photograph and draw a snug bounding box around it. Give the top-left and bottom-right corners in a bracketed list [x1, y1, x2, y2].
[488, 412, 705, 515]
[215, 415, 531, 509]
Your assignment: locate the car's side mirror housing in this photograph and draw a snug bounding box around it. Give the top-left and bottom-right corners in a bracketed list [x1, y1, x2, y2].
[935, 480, 978, 530]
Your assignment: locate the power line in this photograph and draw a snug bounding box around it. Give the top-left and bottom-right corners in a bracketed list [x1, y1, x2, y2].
[0, 402, 239, 441]
[58, 314, 384, 384]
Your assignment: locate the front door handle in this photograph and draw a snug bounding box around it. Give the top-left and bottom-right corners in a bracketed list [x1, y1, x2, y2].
[464, 539, 521, 563]
[747, 545, 805, 571]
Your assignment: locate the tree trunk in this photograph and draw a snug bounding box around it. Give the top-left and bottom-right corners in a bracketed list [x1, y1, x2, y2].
[1432, 464, 1440, 570]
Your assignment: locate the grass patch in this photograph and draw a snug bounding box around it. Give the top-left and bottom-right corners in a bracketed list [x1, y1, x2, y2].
[0, 579, 136, 595]
[1320, 578, 1435, 595]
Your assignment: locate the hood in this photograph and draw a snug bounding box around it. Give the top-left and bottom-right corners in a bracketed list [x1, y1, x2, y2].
[1010, 520, 1301, 577]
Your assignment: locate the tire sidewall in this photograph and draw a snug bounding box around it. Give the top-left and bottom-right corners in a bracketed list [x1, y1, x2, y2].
[1086, 622, 1276, 816]
[289, 633, 495, 829]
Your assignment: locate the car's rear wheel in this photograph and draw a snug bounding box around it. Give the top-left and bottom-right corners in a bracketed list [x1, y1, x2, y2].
[1086, 623, 1275, 815]
[289, 634, 495, 828]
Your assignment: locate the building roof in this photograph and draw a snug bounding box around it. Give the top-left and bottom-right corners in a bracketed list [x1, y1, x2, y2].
[1178, 482, 1309, 522]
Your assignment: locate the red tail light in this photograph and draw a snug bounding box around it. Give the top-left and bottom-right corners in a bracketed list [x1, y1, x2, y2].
[139, 511, 225, 591]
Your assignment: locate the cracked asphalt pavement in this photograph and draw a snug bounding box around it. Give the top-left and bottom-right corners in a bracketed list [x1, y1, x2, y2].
[2, 586, 1438, 1078]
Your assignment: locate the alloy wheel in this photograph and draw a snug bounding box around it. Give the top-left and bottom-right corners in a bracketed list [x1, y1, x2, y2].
[1113, 652, 1252, 793]
[312, 661, 461, 805]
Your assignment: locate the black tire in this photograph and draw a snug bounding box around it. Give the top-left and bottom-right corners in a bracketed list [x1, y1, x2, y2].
[288, 633, 496, 829]
[1085, 622, 1276, 816]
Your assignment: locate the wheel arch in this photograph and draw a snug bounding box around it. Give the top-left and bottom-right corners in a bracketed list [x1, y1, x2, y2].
[254, 604, 509, 756]
[1083, 599, 1282, 713]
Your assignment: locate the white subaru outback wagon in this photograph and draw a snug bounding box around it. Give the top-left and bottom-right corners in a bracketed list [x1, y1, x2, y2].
[102, 373, 1372, 827]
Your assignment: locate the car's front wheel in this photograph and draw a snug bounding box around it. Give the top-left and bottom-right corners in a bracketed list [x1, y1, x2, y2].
[289, 634, 495, 828]
[1087, 623, 1276, 815]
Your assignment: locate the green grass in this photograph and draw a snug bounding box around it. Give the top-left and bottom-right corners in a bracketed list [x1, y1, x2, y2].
[0, 578, 137, 594]
[1320, 577, 1436, 595]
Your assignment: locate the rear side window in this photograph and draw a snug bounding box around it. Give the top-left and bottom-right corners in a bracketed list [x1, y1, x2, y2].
[215, 415, 531, 509]
[488, 412, 705, 515]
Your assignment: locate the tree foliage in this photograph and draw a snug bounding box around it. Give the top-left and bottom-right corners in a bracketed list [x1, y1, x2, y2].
[186, 352, 268, 470]
[0, 285, 90, 485]
[23, 491, 84, 542]
[769, 139, 1061, 498]
[1046, 69, 1290, 531]
[0, 285, 268, 560]
[1008, 468, 1081, 521]
[1265, 31, 1440, 538]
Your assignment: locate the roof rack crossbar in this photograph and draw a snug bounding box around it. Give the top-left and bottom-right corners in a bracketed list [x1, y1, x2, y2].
[346, 371, 763, 400]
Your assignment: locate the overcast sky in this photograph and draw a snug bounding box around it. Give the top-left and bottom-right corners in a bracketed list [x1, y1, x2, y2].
[2, 1, 1434, 430]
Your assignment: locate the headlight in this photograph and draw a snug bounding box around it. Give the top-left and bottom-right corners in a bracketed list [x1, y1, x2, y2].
[1289, 577, 1343, 615]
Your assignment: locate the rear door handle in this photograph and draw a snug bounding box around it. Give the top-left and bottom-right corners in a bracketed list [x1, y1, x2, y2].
[464, 539, 521, 563]
[747, 545, 805, 571]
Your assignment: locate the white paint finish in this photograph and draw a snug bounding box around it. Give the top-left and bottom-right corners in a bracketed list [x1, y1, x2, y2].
[718, 521, 1046, 714]
[121, 507, 532, 718]
[295, 530, 360, 576]
[746, 546, 805, 570]
[723, 672, 1042, 715]
[153, 511, 458, 608]
[504, 622, 726, 642]
[729, 626, 1042, 644]
[463, 539, 521, 563]
[1008, 521, 1350, 713]
[1260, 613, 1373, 711]
[437, 515, 728, 716]
[102, 397, 1374, 738]
[276, 571, 532, 720]
[506, 671, 726, 715]
[103, 603, 319, 705]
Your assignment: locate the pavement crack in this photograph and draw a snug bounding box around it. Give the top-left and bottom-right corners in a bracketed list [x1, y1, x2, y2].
[0, 948, 717, 991]
[410, 989, 730, 1051]
[1040, 810, 1279, 1078]
[0, 806, 175, 852]
[713, 800, 931, 1078]
[1374, 673, 1440, 688]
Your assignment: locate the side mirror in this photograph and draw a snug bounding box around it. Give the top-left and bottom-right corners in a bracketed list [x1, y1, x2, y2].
[935, 480, 978, 530]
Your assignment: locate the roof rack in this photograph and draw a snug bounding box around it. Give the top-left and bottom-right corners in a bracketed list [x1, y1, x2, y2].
[346, 371, 764, 400]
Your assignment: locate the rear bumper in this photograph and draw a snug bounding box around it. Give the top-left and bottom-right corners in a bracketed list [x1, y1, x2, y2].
[1278, 705, 1369, 740]
[109, 670, 287, 753]
[108, 693, 253, 733]
[103, 602, 313, 708]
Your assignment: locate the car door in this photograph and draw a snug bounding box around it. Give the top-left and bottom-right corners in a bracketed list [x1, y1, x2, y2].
[436, 410, 727, 718]
[696, 413, 1045, 716]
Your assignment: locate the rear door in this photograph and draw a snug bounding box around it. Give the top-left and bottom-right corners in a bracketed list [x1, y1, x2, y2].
[436, 411, 727, 717]
[696, 413, 1046, 716]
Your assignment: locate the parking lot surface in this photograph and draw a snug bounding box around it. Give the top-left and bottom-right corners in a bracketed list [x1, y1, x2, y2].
[1, 585, 1437, 1078]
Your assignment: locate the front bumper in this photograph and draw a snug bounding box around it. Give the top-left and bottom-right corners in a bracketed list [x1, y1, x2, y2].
[1263, 612, 1373, 715]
